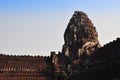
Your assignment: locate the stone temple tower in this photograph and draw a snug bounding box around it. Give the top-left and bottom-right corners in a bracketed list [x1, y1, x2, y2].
[62, 11, 101, 60]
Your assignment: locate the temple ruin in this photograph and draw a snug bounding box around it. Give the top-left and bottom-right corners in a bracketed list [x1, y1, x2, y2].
[0, 11, 120, 80]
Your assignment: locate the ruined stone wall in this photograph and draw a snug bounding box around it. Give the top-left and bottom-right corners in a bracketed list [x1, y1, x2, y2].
[69, 38, 120, 80]
[91, 38, 120, 61]
[0, 54, 53, 80]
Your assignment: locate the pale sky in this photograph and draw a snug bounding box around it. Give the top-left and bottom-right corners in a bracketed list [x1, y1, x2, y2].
[0, 0, 120, 56]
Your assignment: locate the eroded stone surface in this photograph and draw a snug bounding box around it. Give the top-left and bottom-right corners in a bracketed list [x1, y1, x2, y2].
[62, 11, 101, 60]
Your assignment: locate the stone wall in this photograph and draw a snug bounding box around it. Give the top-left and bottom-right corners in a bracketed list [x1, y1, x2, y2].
[0, 54, 54, 80]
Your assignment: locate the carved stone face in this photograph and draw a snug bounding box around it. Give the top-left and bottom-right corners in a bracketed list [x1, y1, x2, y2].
[62, 11, 101, 59]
